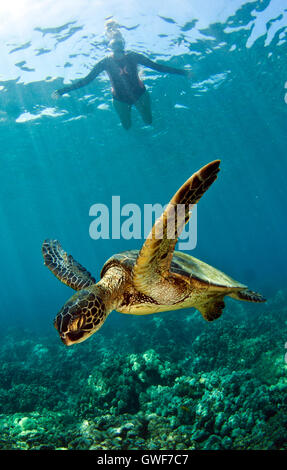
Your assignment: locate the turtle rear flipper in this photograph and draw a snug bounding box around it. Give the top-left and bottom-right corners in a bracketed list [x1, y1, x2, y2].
[42, 239, 96, 291]
[229, 289, 266, 303]
[199, 299, 225, 322]
[199, 289, 265, 322]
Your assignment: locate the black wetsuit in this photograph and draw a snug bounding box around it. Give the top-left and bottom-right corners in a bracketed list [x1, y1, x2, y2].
[57, 52, 187, 105]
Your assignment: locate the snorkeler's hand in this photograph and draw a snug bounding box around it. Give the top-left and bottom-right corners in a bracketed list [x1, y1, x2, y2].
[51, 90, 61, 100]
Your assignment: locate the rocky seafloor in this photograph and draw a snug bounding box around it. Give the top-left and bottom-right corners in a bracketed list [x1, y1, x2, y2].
[0, 290, 287, 450]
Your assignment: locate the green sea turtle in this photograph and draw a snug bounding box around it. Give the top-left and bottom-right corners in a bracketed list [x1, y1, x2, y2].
[42, 160, 265, 346]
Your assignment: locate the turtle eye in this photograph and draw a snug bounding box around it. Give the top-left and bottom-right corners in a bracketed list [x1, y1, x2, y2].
[70, 315, 85, 332]
[77, 316, 85, 329]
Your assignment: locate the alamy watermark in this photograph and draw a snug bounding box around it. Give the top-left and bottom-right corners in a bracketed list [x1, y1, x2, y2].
[89, 196, 198, 250]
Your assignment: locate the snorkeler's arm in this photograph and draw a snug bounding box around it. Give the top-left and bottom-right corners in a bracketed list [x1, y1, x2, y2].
[133, 52, 189, 76]
[55, 58, 107, 96]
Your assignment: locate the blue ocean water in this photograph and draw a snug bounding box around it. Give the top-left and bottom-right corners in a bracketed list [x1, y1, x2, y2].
[0, 0, 287, 451]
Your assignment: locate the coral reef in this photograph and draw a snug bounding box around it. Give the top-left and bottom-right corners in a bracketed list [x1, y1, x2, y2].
[0, 293, 286, 450]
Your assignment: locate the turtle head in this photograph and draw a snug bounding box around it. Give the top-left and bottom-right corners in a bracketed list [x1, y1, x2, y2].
[54, 287, 109, 346]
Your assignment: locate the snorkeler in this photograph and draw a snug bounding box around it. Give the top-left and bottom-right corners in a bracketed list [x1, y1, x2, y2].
[52, 22, 190, 129]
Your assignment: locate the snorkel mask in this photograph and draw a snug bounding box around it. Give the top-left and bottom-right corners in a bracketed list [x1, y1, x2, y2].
[108, 37, 125, 52]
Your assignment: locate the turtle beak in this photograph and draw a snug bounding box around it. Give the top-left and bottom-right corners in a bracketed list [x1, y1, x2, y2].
[61, 335, 73, 346]
[60, 330, 86, 346]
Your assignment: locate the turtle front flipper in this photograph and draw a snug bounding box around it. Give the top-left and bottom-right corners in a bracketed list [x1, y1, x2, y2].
[42, 239, 96, 290]
[132, 160, 220, 302]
